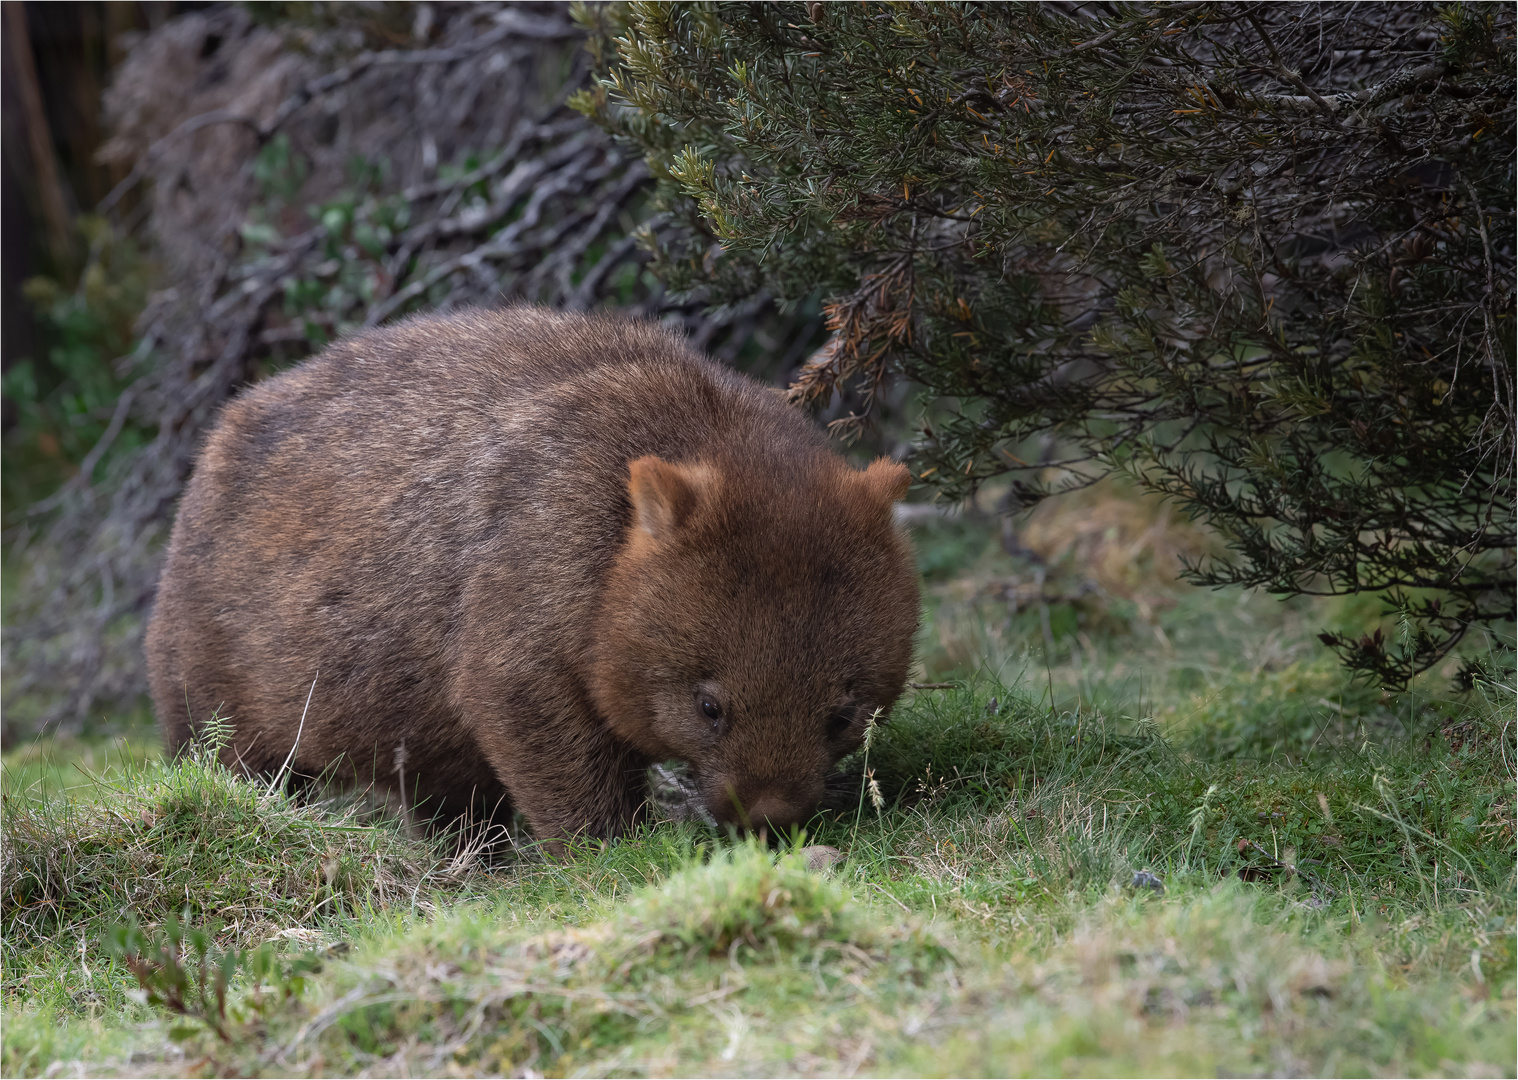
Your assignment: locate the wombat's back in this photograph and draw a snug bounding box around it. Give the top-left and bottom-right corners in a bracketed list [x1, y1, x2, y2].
[145, 307, 833, 820]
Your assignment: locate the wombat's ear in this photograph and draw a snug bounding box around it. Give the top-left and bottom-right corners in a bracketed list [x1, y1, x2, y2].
[860, 457, 912, 506]
[627, 456, 710, 541]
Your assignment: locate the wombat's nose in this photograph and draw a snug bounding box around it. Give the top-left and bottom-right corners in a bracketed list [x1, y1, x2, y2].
[744, 793, 800, 829]
[717, 781, 822, 833]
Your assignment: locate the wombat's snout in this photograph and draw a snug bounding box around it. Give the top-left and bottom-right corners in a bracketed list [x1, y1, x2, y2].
[710, 778, 825, 835]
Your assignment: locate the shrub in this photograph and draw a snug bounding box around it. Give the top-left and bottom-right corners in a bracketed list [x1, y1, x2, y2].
[576, 1, 1516, 686]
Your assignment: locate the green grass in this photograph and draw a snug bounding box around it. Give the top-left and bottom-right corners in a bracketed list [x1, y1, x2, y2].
[1, 738, 480, 1025]
[2, 501, 1514, 1076]
[0, 731, 159, 805]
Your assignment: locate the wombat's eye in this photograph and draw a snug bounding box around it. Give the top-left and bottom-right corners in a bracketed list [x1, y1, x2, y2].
[827, 709, 854, 739]
[694, 684, 727, 734]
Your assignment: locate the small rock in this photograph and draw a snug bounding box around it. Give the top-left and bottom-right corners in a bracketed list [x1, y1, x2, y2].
[1129, 870, 1165, 894]
[800, 844, 843, 872]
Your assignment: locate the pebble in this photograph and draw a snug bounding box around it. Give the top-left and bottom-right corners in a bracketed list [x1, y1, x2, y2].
[800, 844, 843, 872]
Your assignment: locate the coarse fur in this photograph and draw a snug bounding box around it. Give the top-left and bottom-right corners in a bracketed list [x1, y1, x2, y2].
[145, 307, 920, 843]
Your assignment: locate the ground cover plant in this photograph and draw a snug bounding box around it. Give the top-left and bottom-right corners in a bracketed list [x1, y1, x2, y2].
[3, 499, 1513, 1078]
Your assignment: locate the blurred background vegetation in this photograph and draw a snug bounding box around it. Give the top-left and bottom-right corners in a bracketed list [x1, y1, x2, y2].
[1, 3, 174, 515]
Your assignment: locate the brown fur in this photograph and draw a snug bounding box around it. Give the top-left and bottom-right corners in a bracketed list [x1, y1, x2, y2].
[145, 307, 920, 842]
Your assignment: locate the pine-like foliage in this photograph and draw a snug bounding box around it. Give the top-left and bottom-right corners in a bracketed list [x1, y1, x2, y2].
[574, 1, 1515, 686]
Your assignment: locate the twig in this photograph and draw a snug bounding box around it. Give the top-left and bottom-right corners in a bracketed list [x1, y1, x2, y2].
[98, 110, 262, 216]
[1246, 10, 1343, 124]
[1070, 27, 1120, 54]
[26, 385, 138, 515]
[1463, 176, 1497, 304]
[1236, 837, 1335, 897]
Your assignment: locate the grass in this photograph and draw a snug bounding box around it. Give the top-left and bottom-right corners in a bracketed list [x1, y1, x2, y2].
[1, 737, 485, 1024]
[2, 487, 1514, 1077]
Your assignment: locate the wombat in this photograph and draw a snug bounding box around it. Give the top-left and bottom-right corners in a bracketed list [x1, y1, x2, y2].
[145, 307, 919, 843]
